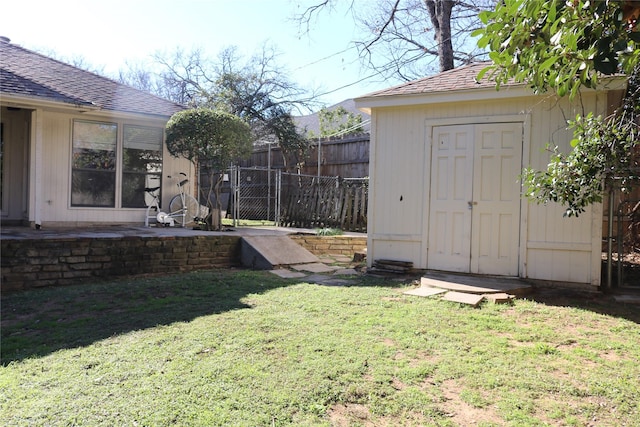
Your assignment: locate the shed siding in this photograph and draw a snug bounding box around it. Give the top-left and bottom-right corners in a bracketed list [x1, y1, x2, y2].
[369, 108, 428, 266]
[368, 92, 605, 286]
[36, 110, 191, 226]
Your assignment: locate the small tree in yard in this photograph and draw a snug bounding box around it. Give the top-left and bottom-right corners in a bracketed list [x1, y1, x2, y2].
[165, 109, 252, 230]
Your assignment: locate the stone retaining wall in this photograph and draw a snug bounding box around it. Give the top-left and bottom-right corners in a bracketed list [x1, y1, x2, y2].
[289, 235, 367, 257]
[1, 234, 368, 292]
[1, 235, 242, 292]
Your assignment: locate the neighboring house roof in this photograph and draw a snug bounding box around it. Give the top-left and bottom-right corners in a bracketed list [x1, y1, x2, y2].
[0, 39, 184, 117]
[294, 98, 371, 135]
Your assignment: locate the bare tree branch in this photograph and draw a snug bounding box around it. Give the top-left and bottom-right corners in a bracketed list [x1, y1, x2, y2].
[363, 0, 402, 50]
[294, 0, 496, 81]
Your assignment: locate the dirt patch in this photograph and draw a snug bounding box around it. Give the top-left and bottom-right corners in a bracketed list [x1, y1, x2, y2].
[327, 403, 375, 427]
[438, 379, 503, 426]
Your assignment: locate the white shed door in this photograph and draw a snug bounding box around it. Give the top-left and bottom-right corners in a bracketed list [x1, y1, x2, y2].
[428, 123, 522, 276]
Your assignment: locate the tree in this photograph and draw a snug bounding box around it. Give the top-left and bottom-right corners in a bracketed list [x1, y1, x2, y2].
[296, 0, 495, 80]
[165, 109, 252, 230]
[476, 0, 640, 217]
[153, 45, 316, 172]
[308, 106, 365, 138]
[264, 105, 310, 172]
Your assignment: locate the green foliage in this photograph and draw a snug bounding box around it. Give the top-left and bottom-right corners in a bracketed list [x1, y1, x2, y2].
[477, 0, 640, 215]
[315, 227, 343, 236]
[476, 0, 640, 98]
[310, 106, 364, 138]
[524, 103, 640, 216]
[264, 105, 309, 171]
[165, 108, 252, 169]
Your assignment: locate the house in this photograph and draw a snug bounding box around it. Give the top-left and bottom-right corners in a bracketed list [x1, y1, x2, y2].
[0, 37, 190, 227]
[355, 62, 625, 288]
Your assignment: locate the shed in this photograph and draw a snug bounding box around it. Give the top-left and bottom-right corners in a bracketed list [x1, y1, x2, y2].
[0, 37, 190, 227]
[355, 62, 625, 288]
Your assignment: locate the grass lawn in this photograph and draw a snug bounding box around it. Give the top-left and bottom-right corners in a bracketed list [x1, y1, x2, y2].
[2, 270, 639, 426]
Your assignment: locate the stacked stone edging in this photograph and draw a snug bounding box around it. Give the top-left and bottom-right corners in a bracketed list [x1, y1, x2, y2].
[289, 234, 367, 257]
[1, 235, 241, 292]
[1, 234, 367, 292]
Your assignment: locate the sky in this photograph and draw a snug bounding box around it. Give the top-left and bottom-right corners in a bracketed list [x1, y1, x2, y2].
[1, 0, 399, 110]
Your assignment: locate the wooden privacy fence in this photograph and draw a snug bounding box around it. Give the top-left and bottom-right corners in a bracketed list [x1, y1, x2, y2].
[238, 135, 370, 178]
[279, 173, 368, 231]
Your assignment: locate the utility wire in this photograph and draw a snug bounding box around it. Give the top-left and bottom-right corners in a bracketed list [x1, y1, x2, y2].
[324, 119, 372, 138]
[292, 46, 355, 71]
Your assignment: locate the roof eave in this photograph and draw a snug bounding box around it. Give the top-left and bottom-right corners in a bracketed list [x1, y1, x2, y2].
[1, 92, 181, 121]
[355, 75, 629, 112]
[0, 92, 100, 113]
[87, 108, 178, 122]
[355, 84, 533, 111]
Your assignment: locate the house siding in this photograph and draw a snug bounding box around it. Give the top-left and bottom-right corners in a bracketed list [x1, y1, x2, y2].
[366, 92, 605, 286]
[34, 110, 192, 226]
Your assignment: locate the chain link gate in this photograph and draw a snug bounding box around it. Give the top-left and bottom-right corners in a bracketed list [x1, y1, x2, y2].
[229, 166, 280, 225]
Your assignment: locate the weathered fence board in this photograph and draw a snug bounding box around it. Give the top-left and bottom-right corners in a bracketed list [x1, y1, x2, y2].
[238, 135, 370, 178]
[279, 174, 367, 231]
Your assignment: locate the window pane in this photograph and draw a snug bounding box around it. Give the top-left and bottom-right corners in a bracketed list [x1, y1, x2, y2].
[122, 125, 163, 208]
[72, 121, 117, 207]
[71, 170, 116, 207]
[122, 173, 161, 208]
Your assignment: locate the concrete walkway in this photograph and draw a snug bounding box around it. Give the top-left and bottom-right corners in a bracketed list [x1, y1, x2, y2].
[0, 224, 366, 240]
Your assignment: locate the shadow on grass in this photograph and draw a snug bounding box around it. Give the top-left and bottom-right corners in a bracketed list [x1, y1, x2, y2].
[0, 269, 297, 364]
[1, 269, 400, 365]
[525, 286, 640, 324]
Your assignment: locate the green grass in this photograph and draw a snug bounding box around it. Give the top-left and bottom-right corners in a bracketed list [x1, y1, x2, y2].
[222, 218, 276, 227]
[2, 270, 640, 426]
[315, 228, 344, 236]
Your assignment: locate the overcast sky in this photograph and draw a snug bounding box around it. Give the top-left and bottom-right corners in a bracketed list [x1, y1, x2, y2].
[1, 0, 399, 108]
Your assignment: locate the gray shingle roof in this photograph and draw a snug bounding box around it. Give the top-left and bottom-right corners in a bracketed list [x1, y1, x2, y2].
[0, 40, 184, 117]
[359, 62, 515, 98]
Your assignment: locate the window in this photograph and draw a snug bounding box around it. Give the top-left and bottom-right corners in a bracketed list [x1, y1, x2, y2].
[71, 120, 164, 208]
[122, 125, 163, 208]
[71, 121, 117, 207]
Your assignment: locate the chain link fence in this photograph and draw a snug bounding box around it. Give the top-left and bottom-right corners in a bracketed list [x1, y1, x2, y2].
[227, 166, 367, 231]
[229, 167, 279, 223]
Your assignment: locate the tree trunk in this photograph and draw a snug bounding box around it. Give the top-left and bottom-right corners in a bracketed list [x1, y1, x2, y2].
[425, 0, 455, 72]
[211, 172, 223, 231]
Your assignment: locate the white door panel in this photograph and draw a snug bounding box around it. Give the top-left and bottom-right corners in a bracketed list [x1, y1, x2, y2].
[428, 123, 522, 276]
[428, 126, 473, 272]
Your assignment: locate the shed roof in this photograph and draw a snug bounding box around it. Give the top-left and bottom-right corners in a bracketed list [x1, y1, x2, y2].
[360, 62, 504, 98]
[0, 40, 184, 117]
[356, 62, 625, 109]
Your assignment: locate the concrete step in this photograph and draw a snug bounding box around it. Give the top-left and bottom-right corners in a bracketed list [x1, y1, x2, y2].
[420, 273, 532, 296]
